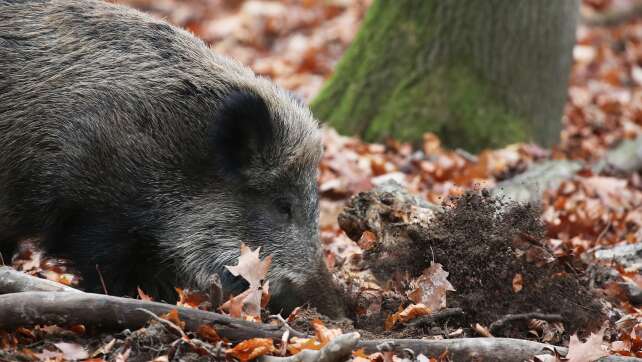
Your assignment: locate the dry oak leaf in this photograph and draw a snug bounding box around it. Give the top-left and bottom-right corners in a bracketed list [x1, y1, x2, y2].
[408, 263, 455, 310]
[226, 338, 276, 362]
[226, 242, 272, 288]
[565, 327, 607, 362]
[224, 243, 272, 318]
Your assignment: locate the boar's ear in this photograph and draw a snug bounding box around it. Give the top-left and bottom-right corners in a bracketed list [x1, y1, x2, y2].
[209, 89, 274, 176]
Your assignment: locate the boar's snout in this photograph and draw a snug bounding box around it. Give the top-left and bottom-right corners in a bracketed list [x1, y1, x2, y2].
[268, 259, 348, 319]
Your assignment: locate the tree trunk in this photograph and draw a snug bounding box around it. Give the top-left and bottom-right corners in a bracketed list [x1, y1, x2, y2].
[311, 0, 580, 151]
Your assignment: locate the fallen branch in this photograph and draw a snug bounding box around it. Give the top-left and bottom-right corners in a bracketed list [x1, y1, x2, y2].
[406, 308, 464, 328]
[259, 332, 360, 362]
[489, 313, 564, 334]
[0, 291, 304, 342]
[358, 338, 565, 362]
[0, 266, 80, 294]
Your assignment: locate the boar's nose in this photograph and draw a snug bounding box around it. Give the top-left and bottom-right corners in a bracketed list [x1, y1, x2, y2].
[267, 276, 348, 319]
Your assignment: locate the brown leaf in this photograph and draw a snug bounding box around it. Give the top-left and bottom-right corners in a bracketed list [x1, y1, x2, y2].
[160, 309, 186, 330]
[197, 324, 221, 343]
[311, 319, 342, 346]
[408, 263, 455, 310]
[384, 304, 432, 330]
[566, 327, 607, 362]
[175, 288, 210, 309]
[512, 273, 524, 293]
[226, 338, 275, 362]
[287, 337, 321, 354]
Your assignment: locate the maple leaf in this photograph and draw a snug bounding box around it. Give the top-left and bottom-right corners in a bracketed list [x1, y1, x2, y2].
[408, 263, 455, 310]
[565, 327, 607, 362]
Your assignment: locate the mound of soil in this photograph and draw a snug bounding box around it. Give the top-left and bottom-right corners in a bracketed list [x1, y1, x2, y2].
[339, 186, 604, 338]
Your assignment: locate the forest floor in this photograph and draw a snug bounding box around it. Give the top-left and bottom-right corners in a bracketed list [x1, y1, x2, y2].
[3, 0, 642, 361]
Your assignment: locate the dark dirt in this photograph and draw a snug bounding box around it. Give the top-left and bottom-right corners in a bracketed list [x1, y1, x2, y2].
[339, 187, 605, 340]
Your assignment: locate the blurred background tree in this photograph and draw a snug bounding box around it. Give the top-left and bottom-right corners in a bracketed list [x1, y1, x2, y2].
[311, 0, 580, 152]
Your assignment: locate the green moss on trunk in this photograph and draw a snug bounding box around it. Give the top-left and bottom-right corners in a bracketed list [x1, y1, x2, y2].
[311, 0, 579, 152]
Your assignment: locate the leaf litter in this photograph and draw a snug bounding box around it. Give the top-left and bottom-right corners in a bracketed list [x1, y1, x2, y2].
[3, 0, 642, 360]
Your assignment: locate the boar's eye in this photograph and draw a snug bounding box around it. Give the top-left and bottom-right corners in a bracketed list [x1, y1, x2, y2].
[275, 199, 293, 219]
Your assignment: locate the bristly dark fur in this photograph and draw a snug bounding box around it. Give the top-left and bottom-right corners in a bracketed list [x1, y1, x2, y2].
[0, 0, 345, 316]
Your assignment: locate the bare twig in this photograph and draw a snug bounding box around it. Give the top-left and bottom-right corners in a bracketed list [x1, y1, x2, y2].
[135, 308, 187, 338]
[268, 314, 304, 337]
[489, 313, 563, 334]
[96, 264, 109, 295]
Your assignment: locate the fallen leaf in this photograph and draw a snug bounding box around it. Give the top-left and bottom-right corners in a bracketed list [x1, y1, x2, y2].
[175, 288, 210, 309]
[311, 319, 342, 346]
[226, 338, 275, 362]
[160, 309, 186, 330]
[384, 304, 432, 330]
[408, 263, 455, 310]
[225, 243, 272, 289]
[54, 342, 89, 360]
[513, 273, 524, 293]
[197, 324, 221, 343]
[566, 327, 607, 362]
[473, 323, 493, 337]
[287, 337, 321, 354]
[224, 243, 272, 318]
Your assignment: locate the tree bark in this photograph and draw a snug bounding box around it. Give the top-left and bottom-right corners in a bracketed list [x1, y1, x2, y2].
[312, 0, 580, 152]
[0, 291, 301, 342]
